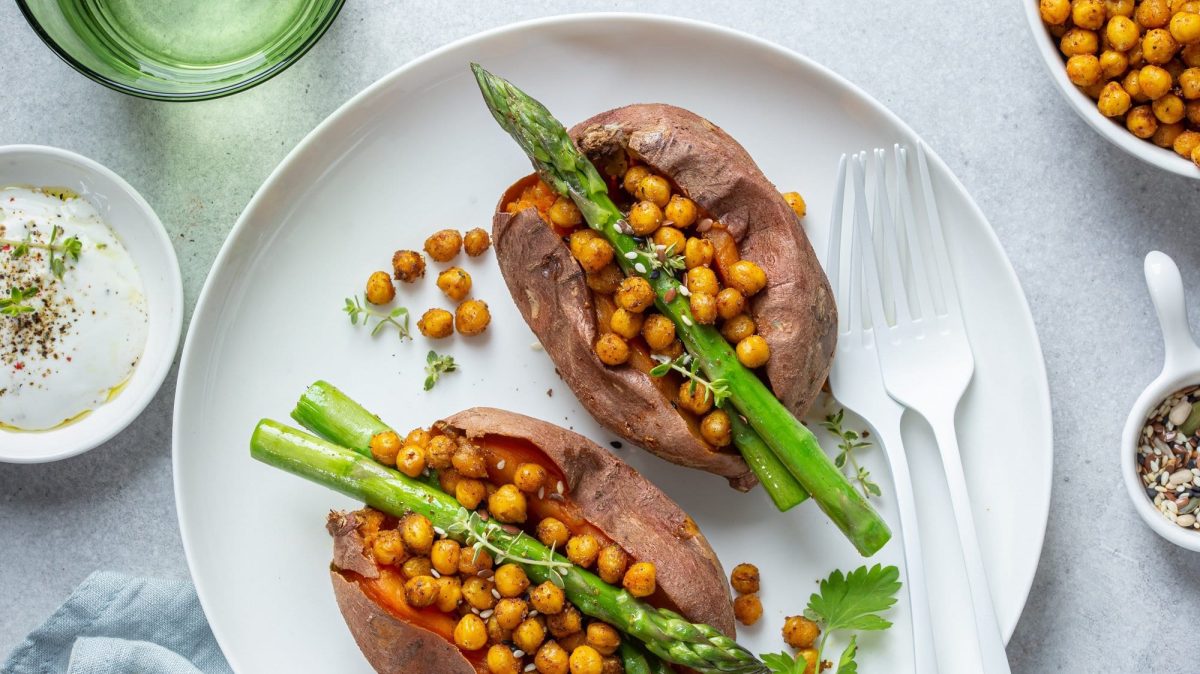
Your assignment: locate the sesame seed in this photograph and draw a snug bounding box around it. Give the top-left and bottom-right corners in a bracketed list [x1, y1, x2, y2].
[431, 569, 441, 578]
[480, 609, 494, 619]
[556, 480, 564, 495]
[634, 262, 647, 274]
[682, 315, 693, 326]
[678, 285, 691, 296]
[526, 665, 537, 672]
[513, 650, 525, 658]
[537, 487, 545, 500]
[492, 589, 502, 599]
[624, 251, 638, 260]
[531, 342, 544, 351]
[472, 607, 481, 615]
[528, 610, 539, 617]
[497, 459, 506, 470]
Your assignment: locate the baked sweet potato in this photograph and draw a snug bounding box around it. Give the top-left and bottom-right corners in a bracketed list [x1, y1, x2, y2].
[492, 104, 836, 491]
[327, 407, 733, 674]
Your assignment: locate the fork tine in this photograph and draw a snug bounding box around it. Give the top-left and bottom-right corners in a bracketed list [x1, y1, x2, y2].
[916, 142, 962, 317]
[851, 152, 893, 340]
[894, 145, 936, 320]
[871, 148, 913, 325]
[827, 154, 848, 333]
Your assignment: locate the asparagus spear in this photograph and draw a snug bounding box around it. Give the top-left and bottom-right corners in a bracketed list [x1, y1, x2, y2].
[471, 64, 890, 556]
[621, 640, 673, 674]
[251, 419, 767, 674]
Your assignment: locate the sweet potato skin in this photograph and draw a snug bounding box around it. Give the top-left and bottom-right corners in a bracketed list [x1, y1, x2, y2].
[327, 408, 734, 672]
[493, 104, 835, 489]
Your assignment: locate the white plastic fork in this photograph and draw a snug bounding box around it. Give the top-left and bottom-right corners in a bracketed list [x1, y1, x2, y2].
[852, 144, 1011, 673]
[826, 154, 937, 674]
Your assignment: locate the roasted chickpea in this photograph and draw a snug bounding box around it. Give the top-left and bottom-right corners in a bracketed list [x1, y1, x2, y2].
[1106, 0, 1134, 16]
[402, 556, 432, 579]
[710, 288, 745, 321]
[436, 267, 472, 302]
[489, 484, 528, 524]
[1097, 81, 1133, 115]
[486, 617, 512, 646]
[730, 563, 760, 594]
[558, 632, 588, 653]
[1136, 0, 1171, 27]
[615, 277, 654, 313]
[1127, 104, 1160, 137]
[700, 409, 733, 447]
[495, 597, 529, 630]
[427, 435, 455, 469]
[513, 462, 548, 493]
[536, 518, 572, 548]
[736, 335, 771, 368]
[536, 640, 571, 674]
[1067, 54, 1104, 85]
[640, 313, 676, 351]
[678, 380, 715, 415]
[1186, 43, 1200, 66]
[455, 299, 491, 336]
[1192, 143, 1200, 167]
[431, 539, 461, 576]
[547, 605, 582, 638]
[1061, 27, 1100, 55]
[404, 575, 438, 607]
[417, 308, 454, 339]
[530, 580, 567, 615]
[1175, 129, 1200, 157]
[609, 307, 644, 340]
[1040, 0, 1072, 24]
[1143, 28, 1179, 63]
[689, 292, 718, 325]
[595, 545, 629, 585]
[463, 576, 497, 610]
[549, 197, 584, 228]
[455, 614, 489, 651]
[569, 229, 615, 273]
[1180, 68, 1200, 98]
[369, 430, 402, 466]
[1072, 0, 1106, 28]
[515, 616, 547, 653]
[1154, 122, 1186, 148]
[1106, 15, 1141, 51]
[452, 442, 488, 478]
[594, 333, 630, 366]
[727, 260, 767, 296]
[585, 263, 624, 295]
[451, 477, 484, 509]
[436, 576, 463, 613]
[492, 563, 531, 598]
[1154, 93, 1187, 122]
[782, 191, 807, 218]
[570, 644, 604, 674]
[1173, 12, 1200, 45]
[733, 594, 763, 625]
[721, 314, 757, 343]
[798, 649, 819, 674]
[371, 529, 406, 566]
[1099, 48, 1130, 78]
[464, 227, 491, 257]
[487, 644, 520, 674]
[600, 657, 622, 674]
[365, 271, 396, 305]
[392, 249, 426, 282]
[400, 513, 434, 554]
[652, 226, 686, 253]
[438, 467, 463, 495]
[664, 195, 698, 228]
[566, 534, 601, 568]
[585, 622, 621, 656]
[636, 175, 671, 208]
[622, 166, 650, 196]
[622, 562, 656, 598]
[355, 508, 386, 537]
[396, 444, 427, 478]
[783, 615, 821, 649]
[1124, 68, 1147, 100]
[459, 546, 495, 576]
[683, 237, 714, 269]
[1189, 99, 1200, 124]
[404, 428, 430, 448]
[686, 266, 720, 296]
[1081, 80, 1108, 99]
[627, 201, 664, 236]
[425, 229, 463, 262]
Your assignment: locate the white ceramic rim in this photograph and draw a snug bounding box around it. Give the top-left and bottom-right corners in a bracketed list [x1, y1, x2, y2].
[172, 12, 1055, 666]
[1019, 0, 1200, 180]
[0, 144, 183, 463]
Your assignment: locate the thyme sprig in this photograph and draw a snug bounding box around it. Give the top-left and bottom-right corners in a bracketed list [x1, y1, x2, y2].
[445, 508, 574, 588]
[343, 295, 411, 339]
[649, 353, 732, 407]
[2, 228, 82, 279]
[821, 409, 880, 499]
[635, 237, 686, 276]
[0, 286, 37, 317]
[423, 350, 457, 391]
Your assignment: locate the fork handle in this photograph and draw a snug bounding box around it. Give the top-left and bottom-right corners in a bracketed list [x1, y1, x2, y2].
[928, 413, 1012, 674]
[874, 413, 939, 674]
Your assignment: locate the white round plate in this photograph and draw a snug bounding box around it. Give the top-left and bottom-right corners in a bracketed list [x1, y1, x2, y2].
[174, 14, 1052, 673]
[1, 145, 182, 463]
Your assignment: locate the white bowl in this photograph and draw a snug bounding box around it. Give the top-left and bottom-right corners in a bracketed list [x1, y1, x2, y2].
[1021, 2, 1200, 179]
[0, 145, 182, 463]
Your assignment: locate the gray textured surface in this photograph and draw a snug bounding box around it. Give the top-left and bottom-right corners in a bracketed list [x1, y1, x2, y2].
[1, 1, 1198, 671]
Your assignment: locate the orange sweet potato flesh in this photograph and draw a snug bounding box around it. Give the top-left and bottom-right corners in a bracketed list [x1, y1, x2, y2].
[492, 104, 836, 491]
[327, 407, 734, 674]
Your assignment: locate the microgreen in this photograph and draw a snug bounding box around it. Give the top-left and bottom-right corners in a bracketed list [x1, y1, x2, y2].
[343, 295, 411, 340]
[423, 350, 457, 391]
[445, 508, 573, 588]
[649, 353, 731, 407]
[0, 286, 37, 317]
[636, 237, 687, 276]
[821, 409, 881, 499]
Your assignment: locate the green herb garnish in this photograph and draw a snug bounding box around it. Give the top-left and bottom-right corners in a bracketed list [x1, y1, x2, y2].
[423, 350, 457, 391]
[821, 409, 881, 499]
[445, 508, 573, 587]
[0, 286, 37, 317]
[2, 229, 82, 279]
[649, 353, 731, 407]
[343, 295, 411, 339]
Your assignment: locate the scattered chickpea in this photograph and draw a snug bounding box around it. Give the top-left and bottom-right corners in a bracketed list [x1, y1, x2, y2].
[396, 444, 427, 478]
[494, 597, 530, 631]
[721, 314, 757, 343]
[783, 615, 821, 649]
[418, 308, 454, 338]
[536, 640, 571, 674]
[1156, 120, 1187, 146]
[641, 313, 677, 351]
[684, 237, 714, 270]
[547, 605, 583, 638]
[585, 264, 624, 295]
[615, 277, 654, 313]
[1137, 0, 1171, 28]
[454, 614, 489, 651]
[727, 260, 768, 296]
[371, 529, 406, 566]
[1144, 28, 1180, 63]
[622, 166, 650, 196]
[536, 518, 572, 548]
[600, 656, 622, 674]
[733, 594, 763, 626]
[436, 267, 472, 301]
[1181, 67, 1200, 97]
[736, 334, 771, 368]
[456, 299, 491, 336]
[568, 645, 603, 674]
[1040, 0, 1072, 25]
[1107, 15, 1141, 51]
[365, 271, 395, 305]
[700, 409, 733, 447]
[655, 338, 684, 359]
[730, 563, 761, 594]
[569, 229, 615, 273]
[530, 581, 566, 615]
[782, 191, 807, 218]
[566, 534, 601, 568]
[430, 539, 461, 576]
[401, 556, 432, 579]
[549, 197, 584, 228]
[622, 562, 657, 598]
[1127, 104, 1160, 137]
[678, 380, 714, 415]
[686, 266, 720, 296]
[436, 576, 463, 613]
[1099, 49, 1130, 79]
[392, 249, 426, 282]
[369, 430, 401, 466]
[652, 225, 686, 253]
[452, 442, 488, 478]
[405, 575, 438, 607]
[585, 622, 621, 656]
[1098, 81, 1134, 116]
[627, 201, 664, 236]
[596, 545, 630, 585]
[463, 576, 498, 611]
[427, 435, 455, 469]
[609, 307, 644, 340]
[689, 291, 718, 325]
[425, 229, 463, 262]
[452, 478, 484, 510]
[594, 333, 630, 366]
[797, 649, 819, 674]
[400, 513, 434, 555]
[514, 617, 547, 653]
[437, 467, 462, 495]
[1155, 93, 1188, 122]
[487, 644, 520, 674]
[636, 175, 672, 208]
[404, 428, 430, 448]
[664, 195, 698, 227]
[715, 288, 746, 320]
[1073, 0, 1107, 29]
[464, 227, 491, 256]
[558, 632, 587, 654]
[489, 484, 529, 524]
[1175, 129, 1200, 157]
[1067, 54, 1104, 85]
[458, 545, 494, 577]
[1061, 27, 1100, 55]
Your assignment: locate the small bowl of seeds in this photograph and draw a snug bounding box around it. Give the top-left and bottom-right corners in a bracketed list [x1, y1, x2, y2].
[1124, 252, 1200, 551]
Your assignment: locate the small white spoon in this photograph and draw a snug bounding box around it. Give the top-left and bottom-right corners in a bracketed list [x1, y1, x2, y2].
[1122, 251, 1200, 551]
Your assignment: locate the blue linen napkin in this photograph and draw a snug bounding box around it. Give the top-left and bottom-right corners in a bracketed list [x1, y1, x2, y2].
[2, 572, 232, 674]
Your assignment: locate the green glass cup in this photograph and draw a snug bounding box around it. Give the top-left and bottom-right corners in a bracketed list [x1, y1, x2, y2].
[17, 0, 345, 101]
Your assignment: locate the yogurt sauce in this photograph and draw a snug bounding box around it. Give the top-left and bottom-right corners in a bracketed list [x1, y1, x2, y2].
[0, 186, 149, 432]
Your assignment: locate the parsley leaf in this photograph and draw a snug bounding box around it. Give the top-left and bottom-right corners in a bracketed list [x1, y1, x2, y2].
[805, 564, 901, 633]
[761, 652, 807, 674]
[0, 286, 38, 317]
[423, 350, 457, 391]
[836, 636, 858, 674]
[343, 295, 410, 339]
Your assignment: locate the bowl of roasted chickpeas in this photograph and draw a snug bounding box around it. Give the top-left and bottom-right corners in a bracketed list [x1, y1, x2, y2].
[1026, 0, 1200, 177]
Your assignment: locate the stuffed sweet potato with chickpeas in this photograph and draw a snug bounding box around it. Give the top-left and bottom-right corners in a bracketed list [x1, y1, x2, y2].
[492, 104, 836, 491]
[326, 407, 734, 674]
